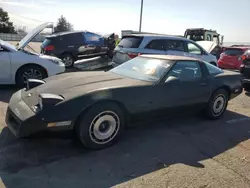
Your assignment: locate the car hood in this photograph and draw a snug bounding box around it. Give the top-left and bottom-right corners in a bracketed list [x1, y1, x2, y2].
[17, 22, 53, 50]
[196, 41, 217, 53]
[22, 71, 151, 106]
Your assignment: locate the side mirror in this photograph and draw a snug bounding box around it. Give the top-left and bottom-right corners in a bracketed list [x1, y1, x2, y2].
[165, 76, 180, 84]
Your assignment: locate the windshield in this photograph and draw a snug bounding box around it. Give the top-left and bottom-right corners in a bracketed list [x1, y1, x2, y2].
[0, 39, 17, 51]
[110, 56, 172, 82]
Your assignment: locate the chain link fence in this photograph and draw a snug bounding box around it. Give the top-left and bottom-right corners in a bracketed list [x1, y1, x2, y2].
[0, 33, 45, 42]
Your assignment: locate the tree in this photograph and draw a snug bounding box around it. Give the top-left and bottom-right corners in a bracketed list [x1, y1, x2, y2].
[0, 8, 16, 33]
[54, 15, 73, 33]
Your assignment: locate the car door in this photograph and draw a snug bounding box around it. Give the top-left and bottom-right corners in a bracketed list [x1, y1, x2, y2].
[79, 32, 105, 58]
[0, 46, 11, 83]
[153, 60, 210, 115]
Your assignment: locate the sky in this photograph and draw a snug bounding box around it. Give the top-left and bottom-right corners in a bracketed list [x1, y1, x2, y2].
[1, 0, 250, 42]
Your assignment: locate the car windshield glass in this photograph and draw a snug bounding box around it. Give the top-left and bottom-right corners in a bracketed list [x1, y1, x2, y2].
[110, 56, 172, 82]
[0, 39, 17, 51]
[203, 61, 223, 75]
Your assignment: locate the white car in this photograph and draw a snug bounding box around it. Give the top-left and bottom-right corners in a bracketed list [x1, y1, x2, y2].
[0, 22, 65, 87]
[112, 35, 218, 67]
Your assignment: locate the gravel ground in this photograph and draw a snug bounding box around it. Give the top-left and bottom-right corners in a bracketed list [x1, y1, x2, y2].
[0, 86, 250, 188]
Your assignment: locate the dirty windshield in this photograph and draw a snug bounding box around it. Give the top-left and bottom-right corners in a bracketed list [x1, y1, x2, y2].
[110, 56, 171, 82]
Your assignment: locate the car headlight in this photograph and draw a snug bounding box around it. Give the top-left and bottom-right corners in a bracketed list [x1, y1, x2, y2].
[48, 58, 62, 65]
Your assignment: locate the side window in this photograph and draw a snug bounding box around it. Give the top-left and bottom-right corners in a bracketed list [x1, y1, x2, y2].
[166, 61, 202, 82]
[145, 39, 166, 51]
[187, 42, 202, 55]
[203, 61, 223, 75]
[84, 32, 101, 42]
[166, 40, 185, 51]
[206, 34, 212, 41]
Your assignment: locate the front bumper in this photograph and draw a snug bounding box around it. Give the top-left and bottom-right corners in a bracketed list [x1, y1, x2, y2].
[5, 90, 46, 137]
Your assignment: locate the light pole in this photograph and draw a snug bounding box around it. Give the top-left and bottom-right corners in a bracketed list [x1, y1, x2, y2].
[139, 0, 143, 32]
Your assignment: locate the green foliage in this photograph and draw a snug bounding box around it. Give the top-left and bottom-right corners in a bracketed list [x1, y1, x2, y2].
[0, 8, 16, 33]
[54, 15, 73, 33]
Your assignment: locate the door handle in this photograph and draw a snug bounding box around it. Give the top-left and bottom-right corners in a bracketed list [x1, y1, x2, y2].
[199, 82, 207, 86]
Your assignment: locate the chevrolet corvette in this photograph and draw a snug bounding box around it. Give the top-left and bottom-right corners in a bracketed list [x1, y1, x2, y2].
[6, 55, 243, 149]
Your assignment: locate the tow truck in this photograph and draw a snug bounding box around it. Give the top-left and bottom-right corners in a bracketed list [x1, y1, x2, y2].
[184, 28, 224, 46]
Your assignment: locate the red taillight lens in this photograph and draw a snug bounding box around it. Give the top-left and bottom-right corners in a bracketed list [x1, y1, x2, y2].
[44, 45, 55, 51]
[127, 53, 139, 59]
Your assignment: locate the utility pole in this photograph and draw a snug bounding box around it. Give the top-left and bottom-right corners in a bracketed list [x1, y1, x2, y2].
[139, 0, 143, 32]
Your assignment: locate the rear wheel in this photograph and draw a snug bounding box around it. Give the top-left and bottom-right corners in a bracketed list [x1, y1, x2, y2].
[16, 65, 47, 88]
[61, 53, 74, 68]
[243, 83, 250, 92]
[205, 89, 228, 119]
[75, 103, 125, 149]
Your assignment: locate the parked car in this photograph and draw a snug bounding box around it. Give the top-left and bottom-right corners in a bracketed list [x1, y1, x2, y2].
[6, 55, 242, 150]
[0, 22, 65, 87]
[112, 34, 218, 67]
[41, 31, 115, 68]
[218, 47, 249, 70]
[239, 49, 250, 91]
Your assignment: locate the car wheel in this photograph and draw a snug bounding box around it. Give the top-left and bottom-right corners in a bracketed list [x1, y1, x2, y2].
[205, 89, 228, 119]
[16, 65, 47, 88]
[76, 102, 125, 149]
[61, 54, 74, 68]
[243, 83, 250, 92]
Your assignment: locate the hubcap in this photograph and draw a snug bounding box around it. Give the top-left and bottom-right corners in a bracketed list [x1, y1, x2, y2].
[89, 111, 120, 144]
[63, 56, 73, 66]
[22, 69, 43, 83]
[212, 94, 226, 115]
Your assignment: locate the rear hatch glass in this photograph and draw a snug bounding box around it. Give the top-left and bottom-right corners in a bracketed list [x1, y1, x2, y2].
[223, 48, 244, 56]
[118, 36, 143, 48]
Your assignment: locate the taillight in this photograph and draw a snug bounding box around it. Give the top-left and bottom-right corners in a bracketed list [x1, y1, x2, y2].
[127, 53, 139, 59]
[44, 45, 55, 51]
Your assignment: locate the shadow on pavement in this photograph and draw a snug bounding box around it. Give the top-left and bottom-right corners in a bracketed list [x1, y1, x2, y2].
[0, 110, 249, 187]
[0, 86, 17, 103]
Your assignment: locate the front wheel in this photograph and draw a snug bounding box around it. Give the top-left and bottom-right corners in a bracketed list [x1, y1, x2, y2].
[75, 103, 125, 149]
[205, 89, 228, 119]
[16, 65, 47, 88]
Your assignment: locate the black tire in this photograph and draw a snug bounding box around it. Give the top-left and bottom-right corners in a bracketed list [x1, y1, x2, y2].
[16, 65, 47, 88]
[205, 89, 228, 119]
[75, 102, 125, 150]
[243, 83, 250, 92]
[61, 53, 75, 68]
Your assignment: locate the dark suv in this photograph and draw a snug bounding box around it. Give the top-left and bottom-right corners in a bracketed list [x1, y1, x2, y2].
[240, 49, 250, 91]
[41, 31, 115, 68]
